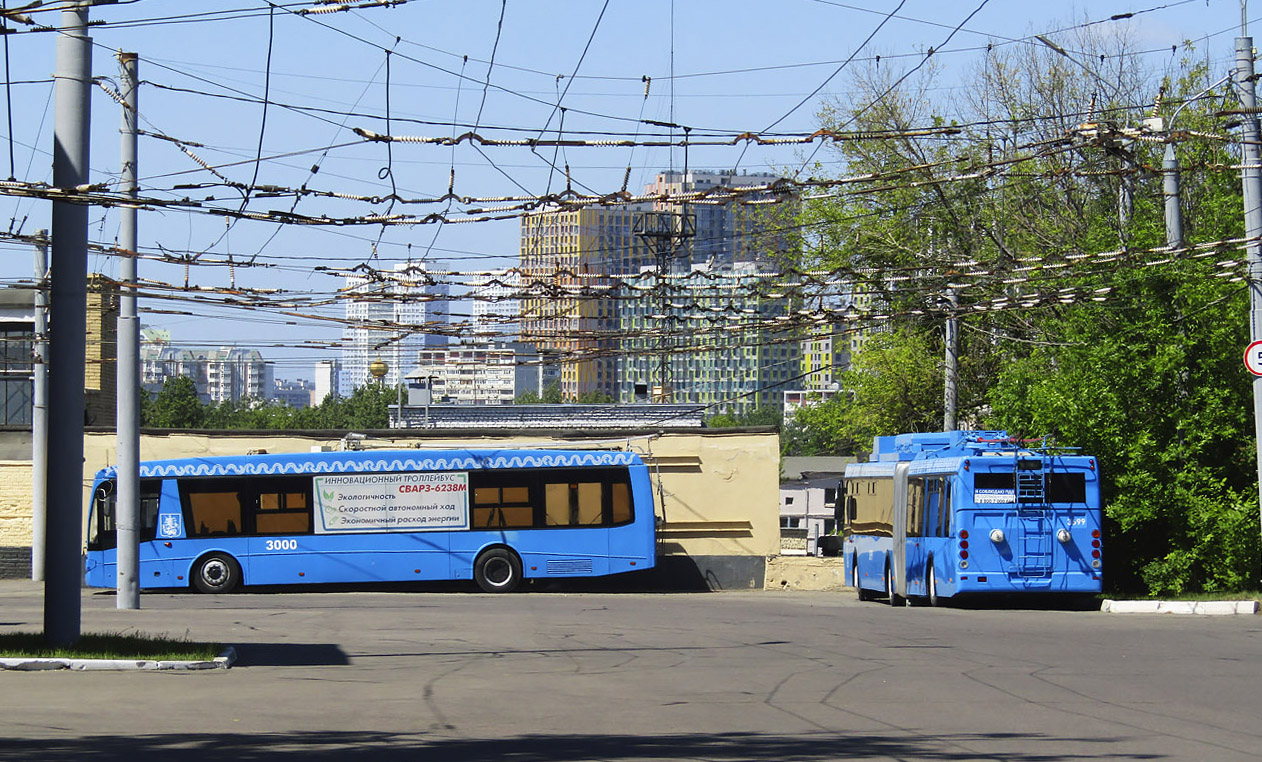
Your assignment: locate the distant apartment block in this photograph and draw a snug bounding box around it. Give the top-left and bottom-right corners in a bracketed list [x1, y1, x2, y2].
[312, 359, 340, 405]
[412, 342, 558, 406]
[519, 206, 652, 401]
[141, 331, 276, 405]
[273, 378, 315, 408]
[519, 169, 797, 407]
[340, 261, 449, 396]
[615, 262, 799, 414]
[643, 169, 789, 270]
[468, 269, 521, 343]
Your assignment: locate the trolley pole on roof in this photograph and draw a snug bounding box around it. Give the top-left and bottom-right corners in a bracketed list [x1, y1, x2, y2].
[45, 2, 94, 647]
[116, 51, 140, 610]
[1234, 35, 1262, 564]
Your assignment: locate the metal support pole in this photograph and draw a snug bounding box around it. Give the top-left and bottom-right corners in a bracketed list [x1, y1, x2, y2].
[1234, 36, 1262, 570]
[1163, 143, 1184, 248]
[943, 288, 959, 432]
[116, 51, 140, 610]
[45, 3, 92, 646]
[30, 230, 48, 582]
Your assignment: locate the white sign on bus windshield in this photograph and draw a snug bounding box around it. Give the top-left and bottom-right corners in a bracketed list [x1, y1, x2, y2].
[313, 472, 470, 533]
[974, 488, 1016, 504]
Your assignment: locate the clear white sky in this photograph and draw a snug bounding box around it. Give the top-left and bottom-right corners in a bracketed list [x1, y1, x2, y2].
[0, 0, 1251, 380]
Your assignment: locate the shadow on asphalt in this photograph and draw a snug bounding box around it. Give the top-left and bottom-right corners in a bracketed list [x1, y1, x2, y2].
[230, 643, 350, 667]
[0, 731, 1157, 761]
[843, 591, 1103, 612]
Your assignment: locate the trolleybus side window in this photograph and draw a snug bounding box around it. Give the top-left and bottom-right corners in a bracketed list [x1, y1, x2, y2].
[907, 479, 925, 537]
[473, 479, 534, 529]
[254, 477, 313, 535]
[181, 479, 244, 537]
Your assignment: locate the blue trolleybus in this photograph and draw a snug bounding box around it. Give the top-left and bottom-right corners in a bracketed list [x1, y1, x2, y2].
[828, 431, 1102, 605]
[85, 448, 657, 593]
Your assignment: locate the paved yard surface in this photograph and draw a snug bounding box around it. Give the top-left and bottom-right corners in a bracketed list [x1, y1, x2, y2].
[1, 581, 1259, 761]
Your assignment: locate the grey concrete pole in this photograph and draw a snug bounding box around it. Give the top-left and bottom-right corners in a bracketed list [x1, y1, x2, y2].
[1163, 144, 1184, 248]
[45, 3, 92, 646]
[1234, 36, 1262, 567]
[116, 51, 140, 610]
[30, 230, 48, 582]
[943, 288, 958, 432]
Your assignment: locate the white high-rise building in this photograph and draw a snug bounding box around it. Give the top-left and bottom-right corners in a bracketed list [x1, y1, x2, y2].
[313, 359, 341, 405]
[340, 262, 448, 395]
[469, 269, 521, 343]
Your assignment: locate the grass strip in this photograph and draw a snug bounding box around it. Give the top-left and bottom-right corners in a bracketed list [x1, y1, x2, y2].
[0, 631, 221, 661]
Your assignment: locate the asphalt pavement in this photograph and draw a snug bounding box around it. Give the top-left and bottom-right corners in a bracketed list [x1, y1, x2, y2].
[1, 580, 1259, 761]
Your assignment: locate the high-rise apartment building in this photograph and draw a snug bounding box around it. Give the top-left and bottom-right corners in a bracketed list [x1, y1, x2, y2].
[140, 331, 275, 405]
[413, 341, 557, 406]
[204, 348, 273, 404]
[312, 359, 340, 405]
[519, 170, 797, 407]
[468, 269, 521, 343]
[340, 261, 449, 395]
[519, 207, 652, 400]
[644, 169, 787, 270]
[615, 263, 799, 414]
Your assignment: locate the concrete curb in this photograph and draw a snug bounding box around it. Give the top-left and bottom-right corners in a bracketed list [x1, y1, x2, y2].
[1101, 600, 1259, 616]
[0, 646, 236, 671]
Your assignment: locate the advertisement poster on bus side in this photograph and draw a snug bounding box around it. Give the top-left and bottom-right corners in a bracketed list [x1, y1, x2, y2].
[313, 472, 469, 533]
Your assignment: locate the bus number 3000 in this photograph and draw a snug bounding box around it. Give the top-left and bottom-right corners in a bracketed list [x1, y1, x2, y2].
[264, 539, 298, 551]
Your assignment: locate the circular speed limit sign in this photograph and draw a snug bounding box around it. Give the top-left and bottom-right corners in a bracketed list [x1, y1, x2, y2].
[1246, 341, 1262, 376]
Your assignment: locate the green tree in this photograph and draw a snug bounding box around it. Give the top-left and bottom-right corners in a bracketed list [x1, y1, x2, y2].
[782, 329, 942, 456]
[143, 375, 206, 429]
[516, 381, 562, 404]
[784, 29, 1258, 593]
[707, 406, 783, 429]
[987, 263, 1258, 595]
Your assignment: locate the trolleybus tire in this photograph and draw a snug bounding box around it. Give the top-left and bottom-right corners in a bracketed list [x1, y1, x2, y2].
[854, 561, 875, 602]
[192, 552, 241, 594]
[474, 547, 523, 593]
[927, 562, 940, 608]
[885, 559, 904, 607]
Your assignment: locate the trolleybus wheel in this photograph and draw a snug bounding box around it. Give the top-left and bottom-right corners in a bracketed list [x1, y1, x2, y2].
[474, 548, 523, 593]
[927, 562, 940, 608]
[854, 561, 874, 602]
[192, 552, 241, 594]
[885, 559, 904, 607]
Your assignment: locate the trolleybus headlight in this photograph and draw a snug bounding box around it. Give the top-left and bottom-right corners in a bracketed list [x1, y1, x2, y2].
[989, 528, 1005, 544]
[1056, 528, 1071, 544]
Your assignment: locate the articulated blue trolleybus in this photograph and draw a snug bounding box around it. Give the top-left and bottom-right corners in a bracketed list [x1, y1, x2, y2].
[85, 448, 657, 593]
[824, 431, 1102, 605]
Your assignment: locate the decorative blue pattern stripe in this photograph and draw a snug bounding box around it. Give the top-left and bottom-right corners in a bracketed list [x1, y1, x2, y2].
[97, 449, 641, 481]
